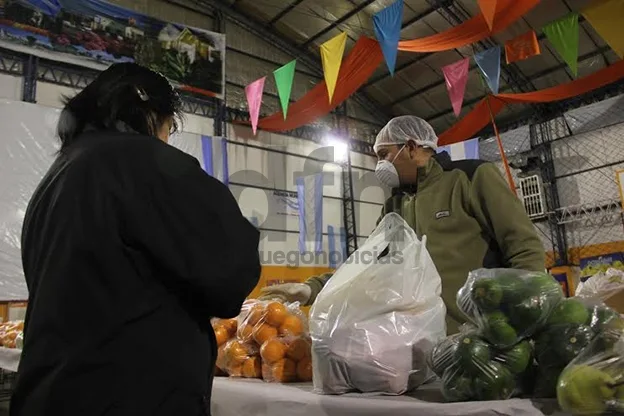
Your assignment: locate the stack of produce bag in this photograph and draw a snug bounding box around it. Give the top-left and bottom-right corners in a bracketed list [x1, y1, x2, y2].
[532, 297, 623, 397]
[213, 299, 313, 383]
[431, 267, 624, 402]
[557, 328, 623, 415]
[309, 213, 447, 395]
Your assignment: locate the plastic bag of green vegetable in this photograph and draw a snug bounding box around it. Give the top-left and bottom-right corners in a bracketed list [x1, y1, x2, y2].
[428, 326, 535, 402]
[531, 296, 624, 398]
[456, 268, 564, 349]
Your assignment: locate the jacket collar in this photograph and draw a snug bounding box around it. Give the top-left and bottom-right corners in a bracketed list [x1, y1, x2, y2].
[392, 151, 451, 195]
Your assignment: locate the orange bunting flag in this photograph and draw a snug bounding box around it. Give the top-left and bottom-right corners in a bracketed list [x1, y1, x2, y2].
[504, 30, 541, 64]
[477, 0, 500, 32]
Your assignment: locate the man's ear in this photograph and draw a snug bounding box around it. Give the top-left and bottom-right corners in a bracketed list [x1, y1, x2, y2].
[405, 140, 418, 159]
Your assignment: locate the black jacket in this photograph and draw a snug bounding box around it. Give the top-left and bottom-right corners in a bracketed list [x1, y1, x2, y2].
[10, 130, 261, 416]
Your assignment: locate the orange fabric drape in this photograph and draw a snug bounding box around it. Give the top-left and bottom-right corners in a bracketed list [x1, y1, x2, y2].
[438, 59, 624, 146]
[477, 0, 501, 32]
[257, 37, 383, 131]
[398, 0, 540, 52]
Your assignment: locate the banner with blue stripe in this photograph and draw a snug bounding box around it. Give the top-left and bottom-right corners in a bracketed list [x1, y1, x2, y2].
[437, 137, 480, 161]
[200, 135, 229, 185]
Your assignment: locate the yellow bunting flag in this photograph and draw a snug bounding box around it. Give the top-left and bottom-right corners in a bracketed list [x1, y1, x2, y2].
[582, 0, 624, 59]
[320, 32, 347, 103]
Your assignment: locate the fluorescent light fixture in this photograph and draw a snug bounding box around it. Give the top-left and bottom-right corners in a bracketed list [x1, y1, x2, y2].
[326, 135, 348, 163]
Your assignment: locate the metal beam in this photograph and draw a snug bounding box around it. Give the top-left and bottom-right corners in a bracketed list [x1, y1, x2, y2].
[299, 0, 376, 49]
[227, 46, 320, 79]
[193, 0, 392, 123]
[268, 0, 305, 26]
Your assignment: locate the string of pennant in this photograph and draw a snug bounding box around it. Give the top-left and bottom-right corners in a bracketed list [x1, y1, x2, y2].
[244, 0, 624, 135]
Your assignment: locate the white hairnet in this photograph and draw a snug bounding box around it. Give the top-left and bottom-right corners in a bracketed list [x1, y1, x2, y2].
[373, 115, 438, 153]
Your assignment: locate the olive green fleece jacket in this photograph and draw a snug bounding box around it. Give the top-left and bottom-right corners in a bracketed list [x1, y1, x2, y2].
[304, 152, 546, 334]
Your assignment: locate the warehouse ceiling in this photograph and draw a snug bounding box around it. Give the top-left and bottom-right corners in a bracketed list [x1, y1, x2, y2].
[200, 0, 620, 135]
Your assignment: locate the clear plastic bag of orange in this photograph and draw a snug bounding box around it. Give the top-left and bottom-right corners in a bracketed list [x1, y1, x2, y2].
[211, 317, 238, 348]
[237, 300, 307, 348]
[216, 339, 260, 378]
[259, 335, 313, 383]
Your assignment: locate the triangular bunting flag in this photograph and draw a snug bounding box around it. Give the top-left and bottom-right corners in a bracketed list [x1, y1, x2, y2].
[273, 60, 297, 120]
[474, 46, 501, 94]
[442, 57, 470, 117]
[245, 76, 266, 136]
[543, 13, 579, 76]
[320, 32, 347, 103]
[582, 0, 624, 59]
[373, 0, 403, 76]
[477, 0, 500, 32]
[505, 30, 541, 64]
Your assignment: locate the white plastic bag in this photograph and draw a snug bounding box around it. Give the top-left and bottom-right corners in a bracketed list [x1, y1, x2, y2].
[309, 213, 447, 395]
[575, 268, 624, 302]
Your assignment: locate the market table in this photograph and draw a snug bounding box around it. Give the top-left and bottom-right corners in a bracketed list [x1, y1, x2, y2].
[211, 378, 565, 416]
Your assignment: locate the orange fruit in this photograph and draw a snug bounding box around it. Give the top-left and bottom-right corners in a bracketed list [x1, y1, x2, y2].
[265, 302, 287, 327]
[279, 315, 304, 337]
[221, 319, 238, 336]
[296, 357, 313, 381]
[271, 358, 297, 383]
[226, 341, 249, 365]
[228, 364, 243, 377]
[242, 357, 262, 378]
[246, 305, 266, 326]
[253, 324, 278, 345]
[213, 325, 230, 347]
[285, 337, 310, 361]
[260, 339, 286, 364]
[238, 323, 254, 342]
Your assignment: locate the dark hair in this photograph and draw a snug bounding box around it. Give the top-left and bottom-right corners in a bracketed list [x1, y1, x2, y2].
[57, 62, 183, 150]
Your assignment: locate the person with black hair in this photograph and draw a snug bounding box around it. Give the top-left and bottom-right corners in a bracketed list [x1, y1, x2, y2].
[10, 63, 261, 416]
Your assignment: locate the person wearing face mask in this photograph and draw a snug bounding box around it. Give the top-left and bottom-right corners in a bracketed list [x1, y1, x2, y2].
[260, 115, 545, 334]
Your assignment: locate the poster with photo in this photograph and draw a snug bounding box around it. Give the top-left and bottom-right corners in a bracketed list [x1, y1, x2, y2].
[0, 0, 225, 98]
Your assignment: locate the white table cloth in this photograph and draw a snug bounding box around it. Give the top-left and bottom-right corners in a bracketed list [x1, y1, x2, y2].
[211, 378, 565, 416]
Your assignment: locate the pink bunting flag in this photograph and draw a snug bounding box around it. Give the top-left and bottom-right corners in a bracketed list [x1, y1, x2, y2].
[245, 77, 266, 135]
[442, 58, 470, 117]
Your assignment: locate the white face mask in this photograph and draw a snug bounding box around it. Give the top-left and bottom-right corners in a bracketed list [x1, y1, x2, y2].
[375, 145, 405, 188]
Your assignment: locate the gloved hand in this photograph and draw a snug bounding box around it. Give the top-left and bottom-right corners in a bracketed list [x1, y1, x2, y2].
[258, 283, 312, 304]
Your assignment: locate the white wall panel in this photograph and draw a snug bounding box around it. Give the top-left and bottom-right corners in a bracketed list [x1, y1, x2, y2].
[181, 113, 214, 136]
[552, 123, 624, 177]
[0, 74, 22, 101]
[556, 164, 624, 207]
[230, 183, 343, 232]
[36, 82, 79, 108]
